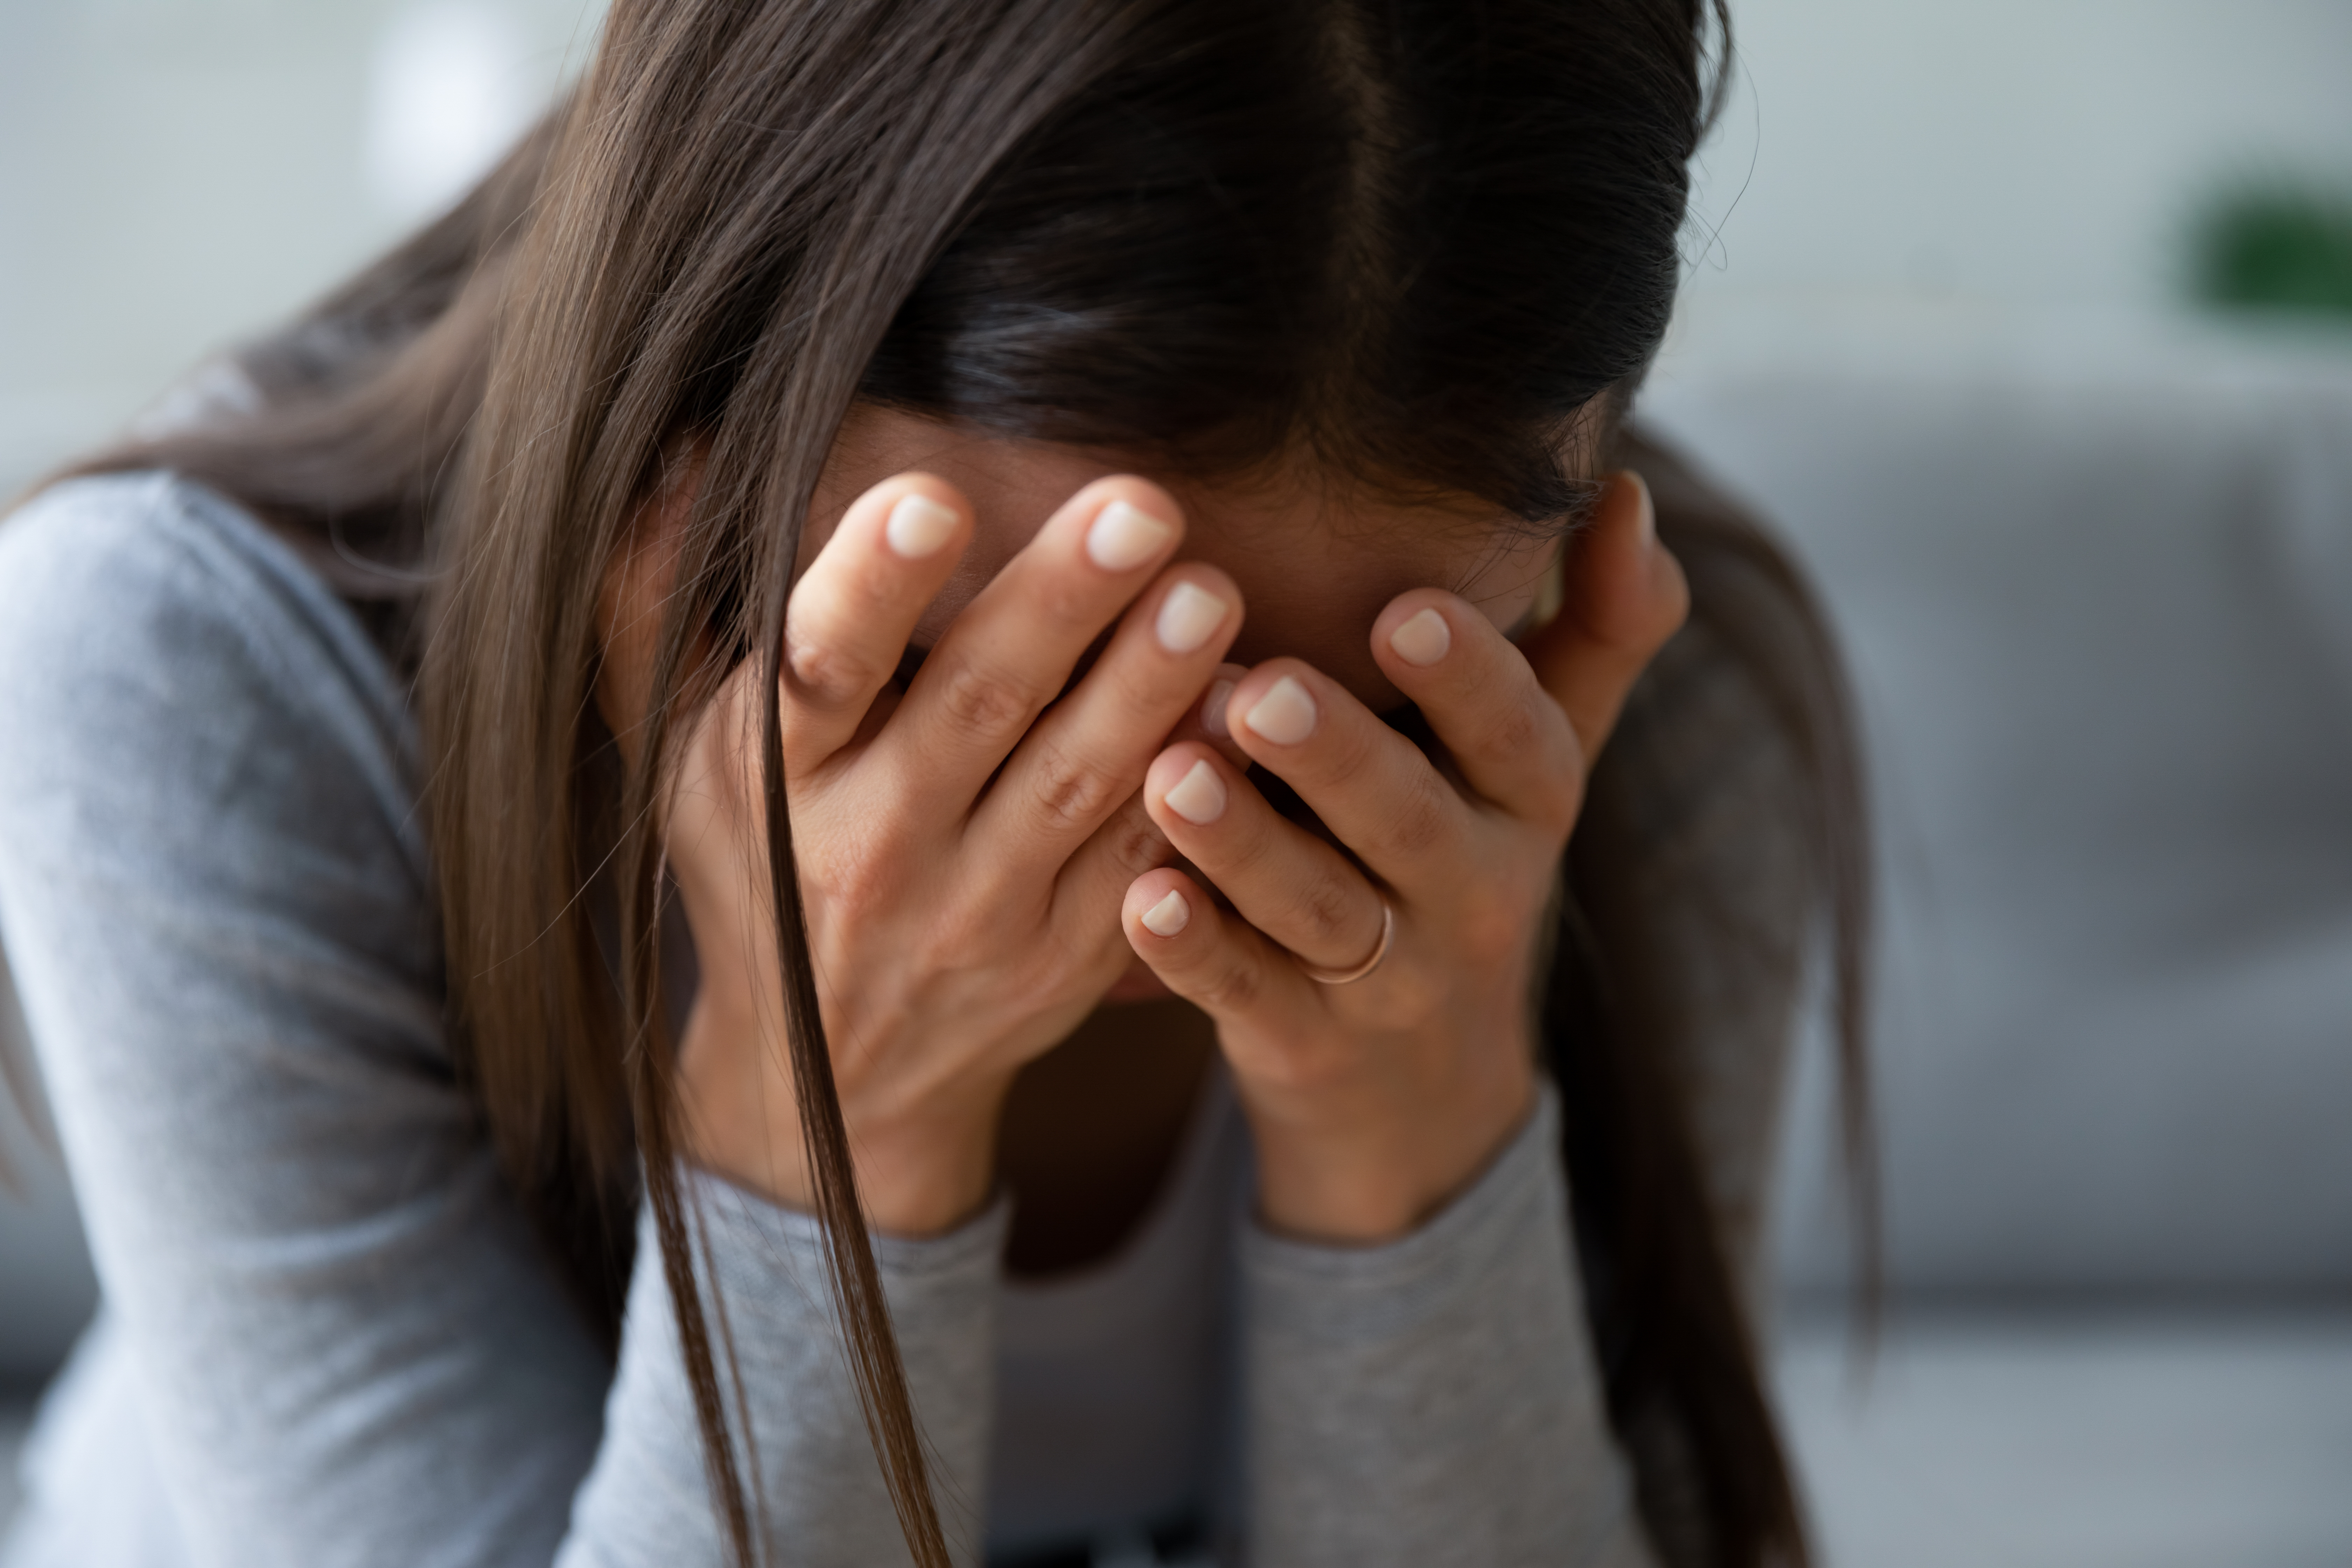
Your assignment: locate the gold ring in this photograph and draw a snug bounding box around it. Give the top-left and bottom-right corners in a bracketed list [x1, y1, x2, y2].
[1297, 899, 1394, 986]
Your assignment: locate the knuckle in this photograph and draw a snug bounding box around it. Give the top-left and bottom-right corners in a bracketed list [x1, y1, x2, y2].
[850, 553, 903, 610]
[930, 904, 997, 967]
[1196, 953, 1262, 1014]
[932, 650, 1034, 741]
[1289, 875, 1360, 949]
[1102, 801, 1172, 877]
[1318, 721, 1380, 787]
[1373, 775, 1454, 861]
[1472, 701, 1544, 772]
[786, 637, 880, 709]
[1028, 737, 1124, 832]
[1035, 576, 1102, 634]
[814, 838, 899, 921]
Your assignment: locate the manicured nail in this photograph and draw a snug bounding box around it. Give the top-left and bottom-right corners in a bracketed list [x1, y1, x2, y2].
[1626, 470, 1655, 549]
[1162, 759, 1227, 825]
[1141, 888, 1191, 937]
[1243, 676, 1317, 745]
[1388, 607, 1451, 667]
[1200, 678, 1236, 738]
[1155, 581, 1228, 654]
[884, 494, 959, 559]
[1085, 499, 1177, 572]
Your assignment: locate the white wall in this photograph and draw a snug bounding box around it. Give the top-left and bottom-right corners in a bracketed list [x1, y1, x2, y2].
[1681, 0, 2352, 313]
[0, 0, 604, 497]
[5, 0, 2349, 498]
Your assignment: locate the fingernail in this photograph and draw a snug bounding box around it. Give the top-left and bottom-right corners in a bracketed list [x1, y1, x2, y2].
[884, 494, 959, 559]
[1141, 888, 1191, 937]
[1085, 499, 1177, 572]
[1155, 581, 1228, 654]
[1627, 470, 1655, 550]
[1200, 678, 1236, 738]
[1388, 607, 1451, 667]
[1162, 758, 1227, 825]
[1242, 675, 1317, 745]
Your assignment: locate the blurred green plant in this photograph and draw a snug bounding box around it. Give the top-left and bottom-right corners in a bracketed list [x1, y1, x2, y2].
[2192, 188, 2352, 317]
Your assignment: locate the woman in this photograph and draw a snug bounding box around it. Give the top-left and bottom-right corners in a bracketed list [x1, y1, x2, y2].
[0, 1, 1869, 1565]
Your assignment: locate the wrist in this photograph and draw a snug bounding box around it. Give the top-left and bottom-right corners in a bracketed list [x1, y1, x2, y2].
[684, 1084, 1003, 1238]
[838, 1097, 1005, 1237]
[677, 992, 1007, 1238]
[1245, 1044, 1537, 1245]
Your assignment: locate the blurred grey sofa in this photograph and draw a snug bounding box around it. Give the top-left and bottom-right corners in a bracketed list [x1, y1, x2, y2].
[1638, 299, 2352, 1303]
[1642, 299, 2352, 1566]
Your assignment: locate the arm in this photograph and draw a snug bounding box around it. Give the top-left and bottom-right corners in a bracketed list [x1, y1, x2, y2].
[0, 476, 997, 1567]
[1242, 1084, 1654, 1568]
[1115, 472, 1687, 1559]
[562, 1178, 1005, 1568]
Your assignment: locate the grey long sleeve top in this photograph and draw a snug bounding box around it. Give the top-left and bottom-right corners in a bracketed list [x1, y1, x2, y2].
[0, 474, 1651, 1568]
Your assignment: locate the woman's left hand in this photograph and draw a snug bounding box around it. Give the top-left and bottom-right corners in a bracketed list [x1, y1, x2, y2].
[1123, 472, 1687, 1242]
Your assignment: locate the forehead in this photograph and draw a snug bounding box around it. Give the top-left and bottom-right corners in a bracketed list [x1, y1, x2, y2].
[807, 405, 1560, 705]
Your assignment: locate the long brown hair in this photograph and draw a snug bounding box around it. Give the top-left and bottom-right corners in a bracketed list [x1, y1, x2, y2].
[53, 1, 1871, 1563]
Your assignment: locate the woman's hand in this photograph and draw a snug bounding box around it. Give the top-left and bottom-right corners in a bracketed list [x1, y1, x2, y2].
[1122, 473, 1686, 1242]
[648, 473, 1242, 1234]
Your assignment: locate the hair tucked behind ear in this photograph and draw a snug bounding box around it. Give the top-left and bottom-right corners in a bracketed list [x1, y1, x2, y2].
[56, 1, 1869, 1563]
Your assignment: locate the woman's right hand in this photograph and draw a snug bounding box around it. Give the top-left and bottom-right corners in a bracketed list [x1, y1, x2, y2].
[651, 473, 1241, 1234]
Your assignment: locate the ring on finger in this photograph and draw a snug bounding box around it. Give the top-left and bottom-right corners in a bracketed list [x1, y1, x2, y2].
[1295, 898, 1394, 986]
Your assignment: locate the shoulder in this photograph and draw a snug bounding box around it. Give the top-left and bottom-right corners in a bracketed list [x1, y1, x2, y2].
[0, 472, 429, 927]
[0, 471, 415, 758]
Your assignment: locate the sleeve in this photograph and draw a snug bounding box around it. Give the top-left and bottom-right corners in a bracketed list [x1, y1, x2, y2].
[561, 1175, 1005, 1568]
[0, 476, 1001, 1568]
[1239, 1083, 1657, 1568]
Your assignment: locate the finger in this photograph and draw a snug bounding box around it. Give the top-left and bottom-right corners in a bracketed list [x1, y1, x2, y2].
[975, 564, 1242, 870]
[877, 477, 1186, 811]
[1210, 659, 1473, 897]
[1516, 469, 1688, 760]
[1121, 867, 1320, 1037]
[1140, 742, 1394, 975]
[779, 472, 973, 776]
[1367, 589, 1583, 832]
[1193, 660, 1255, 767]
[1048, 662, 1253, 942]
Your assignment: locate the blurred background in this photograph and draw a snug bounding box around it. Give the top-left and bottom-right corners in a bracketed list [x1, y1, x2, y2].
[3, 1, 2350, 1562]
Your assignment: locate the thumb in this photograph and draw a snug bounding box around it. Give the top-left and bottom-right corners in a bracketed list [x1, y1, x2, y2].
[1519, 469, 1688, 760]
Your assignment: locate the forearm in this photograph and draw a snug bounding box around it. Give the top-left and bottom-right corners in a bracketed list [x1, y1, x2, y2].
[1241, 1082, 1655, 1567]
[561, 1170, 1006, 1568]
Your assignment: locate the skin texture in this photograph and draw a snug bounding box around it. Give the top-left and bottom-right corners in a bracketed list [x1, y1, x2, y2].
[594, 406, 1687, 1245]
